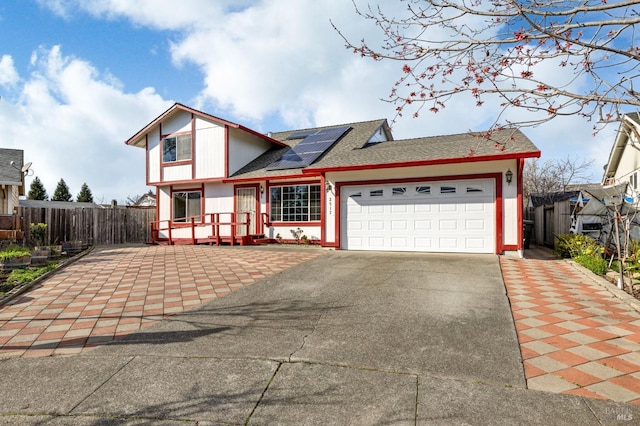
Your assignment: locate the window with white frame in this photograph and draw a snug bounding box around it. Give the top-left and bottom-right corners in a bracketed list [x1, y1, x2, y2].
[270, 184, 321, 222]
[173, 191, 201, 222]
[163, 134, 192, 163]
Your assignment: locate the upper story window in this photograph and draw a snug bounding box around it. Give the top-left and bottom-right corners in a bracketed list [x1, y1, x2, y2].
[163, 134, 192, 163]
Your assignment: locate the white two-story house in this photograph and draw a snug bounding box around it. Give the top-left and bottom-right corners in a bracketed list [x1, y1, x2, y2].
[126, 103, 540, 254]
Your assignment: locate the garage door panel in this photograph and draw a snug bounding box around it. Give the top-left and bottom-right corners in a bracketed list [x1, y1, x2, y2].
[342, 178, 495, 253]
[415, 238, 432, 249]
[369, 237, 385, 248]
[414, 204, 432, 213]
[391, 220, 408, 231]
[465, 202, 486, 212]
[465, 238, 486, 249]
[466, 219, 486, 231]
[439, 238, 457, 249]
[439, 203, 458, 213]
[415, 220, 432, 231]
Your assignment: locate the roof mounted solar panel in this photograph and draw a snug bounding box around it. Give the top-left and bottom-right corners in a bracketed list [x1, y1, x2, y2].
[286, 130, 316, 140]
[267, 126, 351, 170]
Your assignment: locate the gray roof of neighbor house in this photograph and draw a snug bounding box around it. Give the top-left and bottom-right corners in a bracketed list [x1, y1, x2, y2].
[0, 149, 24, 185]
[19, 200, 104, 209]
[229, 119, 540, 180]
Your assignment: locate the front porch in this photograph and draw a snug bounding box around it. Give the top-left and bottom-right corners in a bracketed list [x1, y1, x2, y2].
[150, 212, 270, 246]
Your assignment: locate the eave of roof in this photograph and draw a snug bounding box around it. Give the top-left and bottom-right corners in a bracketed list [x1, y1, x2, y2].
[0, 148, 24, 185]
[124, 103, 287, 148]
[227, 124, 540, 181]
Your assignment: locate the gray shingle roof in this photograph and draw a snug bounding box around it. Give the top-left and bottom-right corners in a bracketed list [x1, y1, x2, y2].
[229, 119, 539, 180]
[0, 149, 24, 185]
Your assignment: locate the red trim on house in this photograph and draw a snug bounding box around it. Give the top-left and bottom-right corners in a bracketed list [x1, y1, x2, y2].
[148, 177, 226, 186]
[269, 221, 322, 227]
[145, 134, 150, 186]
[304, 152, 540, 175]
[125, 103, 287, 147]
[225, 173, 309, 183]
[265, 180, 323, 231]
[233, 183, 260, 235]
[267, 179, 321, 187]
[154, 186, 159, 232]
[225, 126, 230, 178]
[334, 173, 504, 254]
[169, 184, 205, 224]
[495, 175, 504, 254]
[320, 174, 326, 245]
[159, 122, 163, 182]
[517, 158, 524, 251]
[191, 114, 196, 180]
[160, 129, 195, 180]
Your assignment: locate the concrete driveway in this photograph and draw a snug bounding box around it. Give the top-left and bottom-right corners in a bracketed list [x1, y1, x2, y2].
[0, 248, 633, 424]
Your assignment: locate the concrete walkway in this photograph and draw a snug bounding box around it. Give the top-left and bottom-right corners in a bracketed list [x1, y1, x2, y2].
[501, 246, 640, 405]
[0, 245, 638, 424]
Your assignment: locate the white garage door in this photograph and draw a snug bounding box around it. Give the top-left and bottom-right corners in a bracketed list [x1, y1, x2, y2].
[341, 179, 495, 253]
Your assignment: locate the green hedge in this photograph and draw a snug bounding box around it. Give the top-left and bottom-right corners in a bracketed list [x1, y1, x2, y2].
[574, 254, 608, 276]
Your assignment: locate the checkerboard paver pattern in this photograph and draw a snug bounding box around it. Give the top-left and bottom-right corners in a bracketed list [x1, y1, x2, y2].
[0, 245, 322, 358]
[501, 247, 640, 404]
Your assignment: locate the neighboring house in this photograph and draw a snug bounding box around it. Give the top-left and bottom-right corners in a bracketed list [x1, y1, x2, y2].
[126, 103, 540, 254]
[603, 113, 640, 198]
[0, 148, 25, 215]
[132, 193, 156, 207]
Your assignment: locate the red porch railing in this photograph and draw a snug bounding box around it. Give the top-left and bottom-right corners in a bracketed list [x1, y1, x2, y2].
[149, 212, 253, 245]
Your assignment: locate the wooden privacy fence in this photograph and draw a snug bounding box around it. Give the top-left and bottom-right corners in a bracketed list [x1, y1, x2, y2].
[532, 200, 572, 247]
[17, 207, 156, 246]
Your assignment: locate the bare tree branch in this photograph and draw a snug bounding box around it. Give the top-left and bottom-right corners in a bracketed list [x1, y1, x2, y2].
[335, 0, 640, 135]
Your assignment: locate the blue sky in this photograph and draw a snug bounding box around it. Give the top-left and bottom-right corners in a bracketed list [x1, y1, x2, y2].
[0, 0, 614, 203]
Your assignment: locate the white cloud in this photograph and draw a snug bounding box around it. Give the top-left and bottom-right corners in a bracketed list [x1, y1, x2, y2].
[37, 0, 251, 29]
[0, 45, 170, 203]
[0, 55, 19, 87]
[19, 0, 621, 193]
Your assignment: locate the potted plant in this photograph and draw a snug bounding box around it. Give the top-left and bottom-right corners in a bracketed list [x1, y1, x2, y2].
[30, 223, 50, 264]
[0, 245, 32, 271]
[62, 240, 85, 255]
[30, 223, 48, 248]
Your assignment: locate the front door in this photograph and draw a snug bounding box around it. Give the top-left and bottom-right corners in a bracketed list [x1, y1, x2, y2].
[236, 187, 257, 236]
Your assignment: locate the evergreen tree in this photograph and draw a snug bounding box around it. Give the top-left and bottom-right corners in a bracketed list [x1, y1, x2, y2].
[51, 178, 73, 202]
[27, 177, 48, 200]
[76, 182, 94, 203]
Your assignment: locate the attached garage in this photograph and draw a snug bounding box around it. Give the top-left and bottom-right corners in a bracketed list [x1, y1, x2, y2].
[340, 178, 496, 253]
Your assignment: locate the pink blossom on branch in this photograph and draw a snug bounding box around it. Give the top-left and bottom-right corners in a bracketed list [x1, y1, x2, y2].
[334, 0, 640, 138]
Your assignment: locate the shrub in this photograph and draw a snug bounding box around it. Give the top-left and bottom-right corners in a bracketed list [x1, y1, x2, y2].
[553, 234, 580, 258]
[0, 245, 31, 261]
[29, 223, 47, 246]
[574, 254, 608, 276]
[554, 233, 603, 258]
